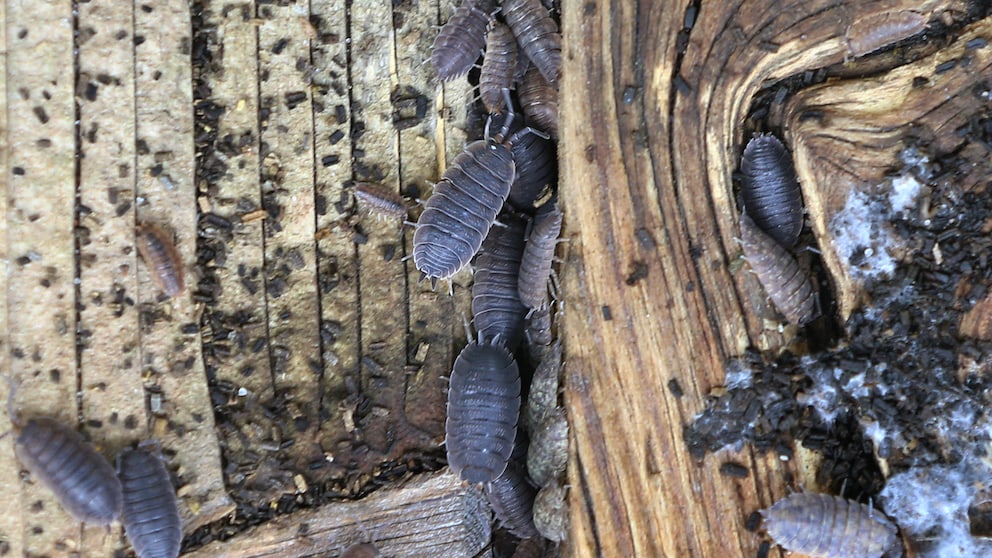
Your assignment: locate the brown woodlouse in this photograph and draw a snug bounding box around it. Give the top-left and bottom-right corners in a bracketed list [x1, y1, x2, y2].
[472, 213, 528, 350]
[532, 482, 568, 542]
[760, 493, 898, 558]
[353, 182, 408, 221]
[518, 64, 559, 138]
[501, 0, 561, 86]
[413, 120, 516, 285]
[485, 461, 539, 538]
[739, 134, 804, 249]
[518, 200, 562, 309]
[480, 20, 518, 114]
[118, 447, 182, 558]
[845, 11, 928, 60]
[446, 339, 521, 484]
[135, 222, 185, 297]
[507, 127, 557, 212]
[739, 214, 818, 326]
[522, 338, 560, 435]
[430, 0, 494, 81]
[15, 417, 123, 524]
[339, 542, 381, 558]
[526, 407, 568, 487]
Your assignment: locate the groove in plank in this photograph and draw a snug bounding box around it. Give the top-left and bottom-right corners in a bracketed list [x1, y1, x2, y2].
[134, 0, 233, 532]
[5, 0, 80, 553]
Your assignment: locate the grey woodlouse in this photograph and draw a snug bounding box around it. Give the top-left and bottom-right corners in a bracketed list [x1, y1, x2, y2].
[845, 12, 928, 60]
[413, 122, 516, 285]
[532, 482, 568, 542]
[430, 0, 494, 81]
[480, 21, 518, 114]
[339, 542, 381, 558]
[353, 182, 408, 221]
[760, 493, 898, 558]
[522, 338, 560, 435]
[446, 340, 521, 483]
[484, 461, 539, 538]
[509, 537, 548, 558]
[501, 0, 561, 86]
[507, 128, 557, 212]
[739, 134, 804, 249]
[15, 417, 123, 525]
[739, 214, 818, 326]
[472, 213, 529, 350]
[526, 407, 568, 487]
[518, 64, 559, 138]
[517, 200, 562, 309]
[118, 447, 182, 558]
[136, 222, 185, 297]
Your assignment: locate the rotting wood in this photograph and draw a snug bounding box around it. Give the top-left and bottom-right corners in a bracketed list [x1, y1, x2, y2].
[560, 0, 963, 557]
[182, 471, 491, 558]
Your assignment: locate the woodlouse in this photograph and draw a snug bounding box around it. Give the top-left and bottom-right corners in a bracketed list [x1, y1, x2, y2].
[522, 338, 560, 435]
[430, 0, 494, 81]
[339, 542, 381, 558]
[136, 222, 185, 297]
[118, 447, 182, 558]
[739, 134, 804, 249]
[526, 407, 568, 487]
[518, 64, 559, 138]
[845, 12, 928, 60]
[501, 0, 561, 86]
[507, 128, 557, 212]
[413, 124, 516, 285]
[532, 482, 568, 542]
[353, 182, 408, 221]
[760, 493, 898, 558]
[518, 200, 562, 309]
[472, 213, 529, 350]
[739, 215, 818, 326]
[445, 340, 521, 484]
[509, 537, 548, 558]
[15, 417, 123, 524]
[480, 21, 518, 114]
[485, 461, 539, 538]
[524, 300, 554, 353]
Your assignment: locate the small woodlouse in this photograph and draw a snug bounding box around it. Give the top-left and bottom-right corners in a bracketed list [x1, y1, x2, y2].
[430, 0, 494, 81]
[15, 417, 123, 525]
[739, 134, 804, 249]
[518, 200, 562, 309]
[118, 447, 182, 558]
[509, 537, 548, 558]
[518, 64, 559, 138]
[522, 338, 561, 435]
[485, 461, 539, 538]
[136, 222, 185, 297]
[472, 213, 529, 350]
[480, 21, 518, 114]
[413, 127, 516, 285]
[446, 340, 521, 483]
[353, 182, 408, 221]
[339, 542, 381, 558]
[532, 482, 568, 542]
[845, 11, 928, 60]
[501, 0, 561, 86]
[507, 128, 557, 212]
[526, 407, 568, 487]
[760, 493, 898, 558]
[739, 215, 818, 326]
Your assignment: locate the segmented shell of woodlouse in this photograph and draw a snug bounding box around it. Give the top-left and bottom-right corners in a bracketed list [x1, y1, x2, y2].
[740, 134, 804, 249]
[518, 200, 562, 309]
[845, 11, 928, 60]
[480, 21, 518, 114]
[430, 0, 494, 80]
[339, 542, 381, 558]
[446, 341, 521, 483]
[472, 214, 529, 350]
[522, 338, 561, 435]
[518, 64, 559, 139]
[510, 537, 549, 558]
[136, 223, 185, 297]
[501, 0, 561, 86]
[533, 482, 568, 542]
[507, 128, 557, 212]
[485, 461, 540, 538]
[15, 417, 123, 525]
[353, 182, 408, 221]
[739, 215, 818, 326]
[525, 300, 554, 352]
[760, 493, 898, 558]
[413, 140, 516, 283]
[526, 408, 568, 487]
[118, 448, 182, 558]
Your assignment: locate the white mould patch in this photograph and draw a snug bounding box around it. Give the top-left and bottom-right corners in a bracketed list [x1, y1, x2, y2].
[830, 188, 898, 281]
[889, 174, 923, 215]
